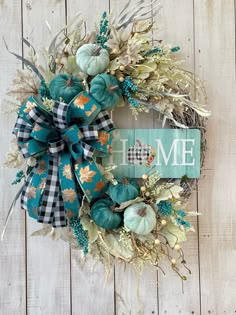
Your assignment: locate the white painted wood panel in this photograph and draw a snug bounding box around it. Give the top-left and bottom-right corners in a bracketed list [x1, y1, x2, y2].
[108, 2, 159, 315]
[22, 1, 71, 314]
[195, 1, 236, 314]
[0, 1, 26, 314]
[156, 2, 201, 315]
[67, 2, 116, 315]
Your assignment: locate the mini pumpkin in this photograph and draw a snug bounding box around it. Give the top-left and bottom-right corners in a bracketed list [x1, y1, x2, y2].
[90, 198, 122, 230]
[124, 202, 156, 235]
[49, 74, 83, 103]
[127, 140, 156, 166]
[108, 177, 140, 205]
[76, 44, 110, 76]
[90, 74, 122, 110]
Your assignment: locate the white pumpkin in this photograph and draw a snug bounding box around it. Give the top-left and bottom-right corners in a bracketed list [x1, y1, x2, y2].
[124, 202, 156, 235]
[76, 44, 110, 76]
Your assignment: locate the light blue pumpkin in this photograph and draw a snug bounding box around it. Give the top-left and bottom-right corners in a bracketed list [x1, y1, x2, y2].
[90, 74, 122, 110]
[124, 202, 156, 235]
[90, 198, 122, 230]
[108, 177, 140, 205]
[76, 44, 110, 76]
[49, 74, 83, 103]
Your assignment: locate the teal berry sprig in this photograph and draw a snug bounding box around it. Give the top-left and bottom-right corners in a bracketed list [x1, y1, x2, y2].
[176, 217, 191, 228]
[122, 77, 139, 107]
[39, 80, 51, 99]
[11, 170, 25, 185]
[96, 11, 109, 49]
[175, 209, 190, 228]
[176, 209, 186, 217]
[157, 200, 173, 216]
[70, 217, 89, 254]
[144, 46, 180, 57]
[171, 46, 180, 53]
[144, 47, 162, 57]
[11, 166, 34, 185]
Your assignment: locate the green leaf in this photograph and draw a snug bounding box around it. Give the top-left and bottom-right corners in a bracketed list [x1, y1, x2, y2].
[105, 234, 134, 259]
[80, 216, 98, 243]
[115, 197, 144, 211]
[160, 222, 187, 248]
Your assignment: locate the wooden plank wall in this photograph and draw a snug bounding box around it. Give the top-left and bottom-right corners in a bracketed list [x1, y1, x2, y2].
[0, 0, 235, 314]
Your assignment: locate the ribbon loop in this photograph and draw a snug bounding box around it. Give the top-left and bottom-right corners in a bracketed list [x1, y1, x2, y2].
[53, 101, 70, 129]
[48, 138, 65, 154]
[63, 124, 84, 145]
[31, 124, 58, 143]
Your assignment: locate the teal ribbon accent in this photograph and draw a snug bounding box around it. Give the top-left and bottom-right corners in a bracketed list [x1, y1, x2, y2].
[14, 91, 114, 225]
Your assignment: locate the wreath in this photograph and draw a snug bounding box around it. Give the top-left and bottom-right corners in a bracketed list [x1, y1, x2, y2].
[3, 2, 210, 282]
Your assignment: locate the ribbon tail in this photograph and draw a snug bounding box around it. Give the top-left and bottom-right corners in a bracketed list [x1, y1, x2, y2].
[38, 155, 60, 225]
[58, 152, 81, 219]
[52, 187, 67, 227]
[1, 185, 25, 241]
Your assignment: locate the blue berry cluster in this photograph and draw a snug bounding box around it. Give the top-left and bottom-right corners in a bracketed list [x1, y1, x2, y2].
[11, 170, 25, 185]
[39, 80, 51, 99]
[70, 217, 89, 255]
[171, 46, 180, 53]
[96, 11, 109, 49]
[176, 209, 186, 217]
[144, 46, 180, 57]
[144, 47, 162, 57]
[157, 200, 173, 216]
[176, 217, 191, 228]
[176, 209, 190, 228]
[122, 77, 139, 107]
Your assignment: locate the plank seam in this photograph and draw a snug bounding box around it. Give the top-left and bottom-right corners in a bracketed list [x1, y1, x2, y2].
[113, 266, 117, 315]
[108, 3, 117, 315]
[234, 0, 236, 79]
[21, 0, 28, 313]
[65, 0, 68, 26]
[70, 248, 72, 315]
[193, 1, 202, 314]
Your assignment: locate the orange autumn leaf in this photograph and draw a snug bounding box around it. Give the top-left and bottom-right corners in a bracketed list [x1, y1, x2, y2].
[79, 165, 96, 183]
[39, 178, 46, 190]
[63, 188, 76, 203]
[23, 101, 36, 113]
[63, 164, 72, 180]
[74, 94, 90, 109]
[66, 209, 74, 218]
[98, 131, 110, 146]
[91, 104, 97, 111]
[36, 160, 46, 175]
[94, 181, 105, 192]
[28, 186, 36, 199]
[85, 104, 97, 117]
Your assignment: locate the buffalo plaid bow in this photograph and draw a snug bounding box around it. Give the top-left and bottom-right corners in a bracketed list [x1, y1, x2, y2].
[14, 92, 114, 227]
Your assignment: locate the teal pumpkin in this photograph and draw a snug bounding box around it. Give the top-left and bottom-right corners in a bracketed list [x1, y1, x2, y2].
[90, 198, 122, 230]
[49, 74, 83, 103]
[108, 177, 140, 205]
[90, 74, 122, 110]
[76, 44, 110, 76]
[124, 202, 156, 235]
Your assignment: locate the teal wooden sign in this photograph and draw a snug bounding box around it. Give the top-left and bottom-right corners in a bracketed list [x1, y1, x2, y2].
[103, 129, 201, 178]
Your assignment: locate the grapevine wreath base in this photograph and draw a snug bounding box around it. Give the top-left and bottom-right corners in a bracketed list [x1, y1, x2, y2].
[3, 1, 210, 282]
